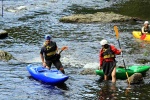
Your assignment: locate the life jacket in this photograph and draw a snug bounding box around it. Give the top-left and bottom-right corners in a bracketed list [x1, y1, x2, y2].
[102, 45, 115, 59]
[143, 26, 150, 33]
[43, 41, 57, 60]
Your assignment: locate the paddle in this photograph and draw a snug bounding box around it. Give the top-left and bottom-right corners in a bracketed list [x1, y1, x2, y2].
[113, 26, 130, 85]
[140, 33, 146, 40]
[58, 46, 68, 54]
[55, 46, 68, 60]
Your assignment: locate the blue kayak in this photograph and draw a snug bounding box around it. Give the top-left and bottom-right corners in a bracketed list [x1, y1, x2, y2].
[26, 64, 69, 85]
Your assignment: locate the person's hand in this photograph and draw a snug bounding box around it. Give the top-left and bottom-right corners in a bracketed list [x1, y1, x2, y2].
[42, 62, 47, 67]
[120, 49, 122, 52]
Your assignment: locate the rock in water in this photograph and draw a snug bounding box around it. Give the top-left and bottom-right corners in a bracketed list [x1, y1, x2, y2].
[127, 73, 143, 84]
[59, 12, 136, 23]
[0, 50, 13, 61]
[0, 30, 8, 39]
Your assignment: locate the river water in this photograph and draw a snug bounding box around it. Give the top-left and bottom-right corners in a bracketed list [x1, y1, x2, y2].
[0, 0, 150, 100]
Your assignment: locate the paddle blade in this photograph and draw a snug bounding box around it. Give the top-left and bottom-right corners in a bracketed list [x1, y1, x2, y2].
[114, 26, 119, 40]
[140, 34, 146, 40]
[61, 46, 68, 51]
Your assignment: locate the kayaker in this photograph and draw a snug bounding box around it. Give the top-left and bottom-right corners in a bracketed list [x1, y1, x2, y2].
[99, 39, 122, 83]
[141, 21, 150, 34]
[40, 35, 65, 74]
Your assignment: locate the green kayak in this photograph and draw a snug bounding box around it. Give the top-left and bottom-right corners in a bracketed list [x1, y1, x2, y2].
[95, 65, 150, 80]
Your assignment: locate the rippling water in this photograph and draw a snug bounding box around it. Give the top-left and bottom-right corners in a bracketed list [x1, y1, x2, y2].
[0, 0, 150, 100]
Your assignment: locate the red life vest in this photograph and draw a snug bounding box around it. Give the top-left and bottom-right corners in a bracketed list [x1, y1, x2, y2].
[102, 45, 115, 61]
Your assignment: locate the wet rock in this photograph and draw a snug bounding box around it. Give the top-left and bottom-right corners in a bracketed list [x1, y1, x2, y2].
[60, 12, 137, 23]
[127, 73, 144, 84]
[0, 50, 14, 61]
[135, 58, 150, 64]
[80, 68, 95, 75]
[0, 30, 8, 39]
[146, 70, 150, 78]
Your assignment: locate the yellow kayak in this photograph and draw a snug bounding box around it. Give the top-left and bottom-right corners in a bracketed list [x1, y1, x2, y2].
[132, 31, 150, 41]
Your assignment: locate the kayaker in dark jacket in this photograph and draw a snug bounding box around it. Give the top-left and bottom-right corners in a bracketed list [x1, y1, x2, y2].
[99, 39, 121, 83]
[141, 21, 150, 34]
[40, 35, 65, 74]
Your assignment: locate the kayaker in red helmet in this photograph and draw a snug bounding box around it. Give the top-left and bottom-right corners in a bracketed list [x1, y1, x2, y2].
[40, 35, 65, 74]
[141, 21, 150, 34]
[99, 39, 122, 83]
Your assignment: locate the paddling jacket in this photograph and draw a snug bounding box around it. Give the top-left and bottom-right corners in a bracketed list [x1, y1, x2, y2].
[99, 44, 121, 66]
[40, 41, 57, 60]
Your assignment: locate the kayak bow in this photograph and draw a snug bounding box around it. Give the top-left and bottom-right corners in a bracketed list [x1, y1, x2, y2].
[132, 31, 150, 41]
[27, 64, 69, 85]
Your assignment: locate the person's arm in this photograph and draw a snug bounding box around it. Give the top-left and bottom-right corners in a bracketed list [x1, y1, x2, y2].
[99, 49, 103, 69]
[141, 27, 145, 34]
[141, 26, 148, 34]
[111, 45, 121, 55]
[40, 48, 46, 67]
[40, 54, 45, 63]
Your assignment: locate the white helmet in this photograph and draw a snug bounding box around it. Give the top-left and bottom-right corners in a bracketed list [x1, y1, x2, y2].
[100, 39, 108, 45]
[144, 21, 149, 24]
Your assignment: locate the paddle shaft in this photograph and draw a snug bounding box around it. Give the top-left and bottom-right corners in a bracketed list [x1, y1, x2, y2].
[117, 39, 130, 79]
[114, 26, 130, 84]
[58, 49, 63, 54]
[117, 39, 127, 69]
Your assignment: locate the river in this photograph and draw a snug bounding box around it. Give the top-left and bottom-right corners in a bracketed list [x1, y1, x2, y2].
[0, 0, 150, 100]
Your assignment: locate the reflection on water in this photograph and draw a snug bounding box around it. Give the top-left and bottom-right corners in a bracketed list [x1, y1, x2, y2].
[97, 81, 150, 100]
[98, 82, 117, 100]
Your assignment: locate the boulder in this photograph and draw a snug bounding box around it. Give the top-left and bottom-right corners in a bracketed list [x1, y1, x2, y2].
[60, 12, 138, 23]
[0, 30, 8, 39]
[127, 73, 144, 84]
[0, 50, 13, 61]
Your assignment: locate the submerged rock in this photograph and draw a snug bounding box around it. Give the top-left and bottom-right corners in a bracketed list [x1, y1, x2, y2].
[0, 30, 8, 39]
[60, 12, 138, 23]
[0, 50, 14, 61]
